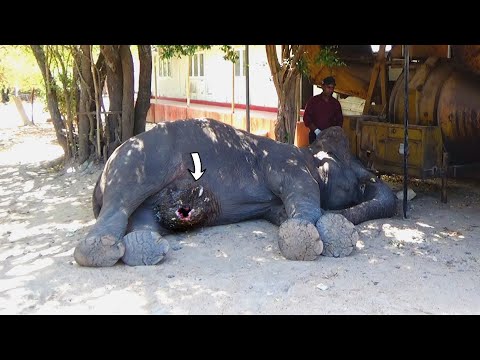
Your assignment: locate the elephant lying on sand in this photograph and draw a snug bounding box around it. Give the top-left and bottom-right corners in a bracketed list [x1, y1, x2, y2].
[74, 118, 397, 267]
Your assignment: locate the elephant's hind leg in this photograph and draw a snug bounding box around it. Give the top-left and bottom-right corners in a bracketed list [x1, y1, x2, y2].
[122, 205, 170, 266]
[73, 233, 126, 268]
[74, 151, 183, 267]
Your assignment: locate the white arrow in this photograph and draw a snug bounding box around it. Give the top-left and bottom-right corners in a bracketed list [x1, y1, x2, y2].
[189, 152, 206, 181]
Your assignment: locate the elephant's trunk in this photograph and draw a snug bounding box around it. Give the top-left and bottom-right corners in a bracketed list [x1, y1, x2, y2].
[340, 180, 397, 225]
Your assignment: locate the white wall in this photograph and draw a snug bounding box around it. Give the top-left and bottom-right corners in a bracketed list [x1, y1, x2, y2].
[247, 46, 278, 107]
[153, 56, 188, 99]
[152, 45, 278, 108]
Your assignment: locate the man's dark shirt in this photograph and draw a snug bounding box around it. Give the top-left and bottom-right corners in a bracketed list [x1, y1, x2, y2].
[303, 94, 344, 131]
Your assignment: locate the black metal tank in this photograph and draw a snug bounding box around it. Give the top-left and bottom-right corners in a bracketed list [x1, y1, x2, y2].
[389, 57, 480, 164]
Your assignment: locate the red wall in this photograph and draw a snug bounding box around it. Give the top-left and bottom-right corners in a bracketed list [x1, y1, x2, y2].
[147, 99, 309, 147]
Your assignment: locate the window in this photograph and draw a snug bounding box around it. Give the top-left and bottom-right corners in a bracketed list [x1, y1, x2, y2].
[235, 49, 246, 77]
[159, 59, 171, 77]
[189, 53, 204, 77]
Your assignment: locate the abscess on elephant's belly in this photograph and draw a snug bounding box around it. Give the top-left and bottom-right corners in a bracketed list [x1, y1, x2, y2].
[176, 206, 193, 220]
[154, 185, 219, 231]
[176, 206, 202, 223]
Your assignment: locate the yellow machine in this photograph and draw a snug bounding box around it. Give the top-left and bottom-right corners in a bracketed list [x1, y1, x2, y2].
[305, 45, 480, 201]
[343, 115, 443, 179]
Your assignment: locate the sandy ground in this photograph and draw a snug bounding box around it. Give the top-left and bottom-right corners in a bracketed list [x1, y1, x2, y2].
[0, 102, 479, 315]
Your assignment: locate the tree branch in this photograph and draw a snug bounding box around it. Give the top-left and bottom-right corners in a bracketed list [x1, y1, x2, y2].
[282, 45, 289, 64]
[284, 45, 305, 89]
[290, 45, 305, 71]
[266, 45, 281, 96]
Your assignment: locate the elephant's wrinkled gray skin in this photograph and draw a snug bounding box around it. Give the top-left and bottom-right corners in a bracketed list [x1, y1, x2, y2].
[74, 119, 396, 267]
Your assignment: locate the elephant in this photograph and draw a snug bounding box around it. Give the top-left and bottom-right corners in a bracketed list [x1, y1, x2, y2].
[73, 118, 397, 267]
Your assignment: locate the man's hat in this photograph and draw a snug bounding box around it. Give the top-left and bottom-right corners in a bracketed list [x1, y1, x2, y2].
[322, 76, 336, 86]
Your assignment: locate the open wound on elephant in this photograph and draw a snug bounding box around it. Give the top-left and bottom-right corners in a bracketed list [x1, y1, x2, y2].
[176, 206, 194, 220]
[154, 185, 218, 231]
[174, 186, 205, 220]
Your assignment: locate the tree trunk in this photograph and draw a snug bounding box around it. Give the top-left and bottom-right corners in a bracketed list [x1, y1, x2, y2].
[101, 45, 123, 158]
[265, 45, 304, 144]
[134, 45, 152, 135]
[11, 94, 33, 126]
[96, 51, 107, 100]
[275, 83, 297, 144]
[71, 48, 82, 160]
[30, 45, 68, 155]
[78, 45, 95, 164]
[90, 46, 102, 159]
[120, 45, 135, 142]
[56, 46, 79, 160]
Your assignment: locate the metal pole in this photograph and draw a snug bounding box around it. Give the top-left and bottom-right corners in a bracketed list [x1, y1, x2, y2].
[232, 61, 235, 114]
[403, 45, 409, 219]
[187, 57, 191, 108]
[153, 48, 158, 122]
[245, 45, 250, 132]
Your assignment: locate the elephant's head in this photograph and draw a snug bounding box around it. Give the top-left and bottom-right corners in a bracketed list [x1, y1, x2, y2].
[308, 126, 374, 210]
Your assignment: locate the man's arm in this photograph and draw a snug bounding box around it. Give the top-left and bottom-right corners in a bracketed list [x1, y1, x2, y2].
[334, 100, 344, 128]
[303, 100, 318, 131]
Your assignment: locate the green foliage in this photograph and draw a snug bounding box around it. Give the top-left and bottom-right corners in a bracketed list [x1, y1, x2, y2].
[297, 45, 345, 78]
[0, 45, 43, 94]
[315, 45, 345, 67]
[296, 56, 309, 76]
[44, 45, 78, 119]
[219, 45, 239, 63]
[157, 45, 239, 63]
[157, 45, 212, 59]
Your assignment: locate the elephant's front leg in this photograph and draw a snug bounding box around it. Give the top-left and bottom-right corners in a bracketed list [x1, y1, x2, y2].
[269, 171, 324, 261]
[278, 217, 324, 260]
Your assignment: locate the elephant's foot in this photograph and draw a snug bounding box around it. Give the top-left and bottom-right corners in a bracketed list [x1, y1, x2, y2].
[316, 213, 359, 258]
[74, 234, 125, 267]
[278, 218, 323, 261]
[121, 230, 170, 266]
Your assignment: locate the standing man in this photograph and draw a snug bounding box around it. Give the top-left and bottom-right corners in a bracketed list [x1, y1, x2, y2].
[303, 76, 344, 144]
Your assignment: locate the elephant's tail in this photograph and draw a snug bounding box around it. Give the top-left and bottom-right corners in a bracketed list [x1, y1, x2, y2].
[92, 174, 102, 219]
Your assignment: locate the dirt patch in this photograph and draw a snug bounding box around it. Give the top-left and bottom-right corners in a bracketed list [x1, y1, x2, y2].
[1, 105, 479, 314]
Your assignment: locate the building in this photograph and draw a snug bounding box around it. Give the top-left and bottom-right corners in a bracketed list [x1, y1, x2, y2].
[146, 45, 364, 146]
